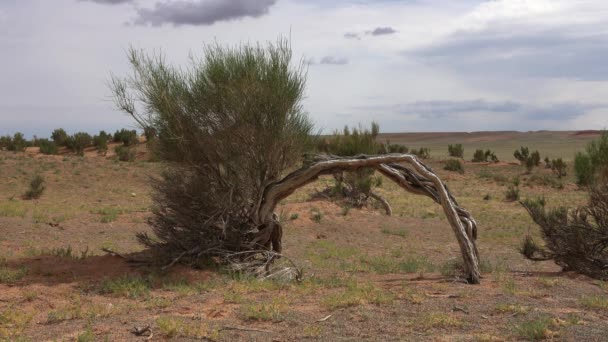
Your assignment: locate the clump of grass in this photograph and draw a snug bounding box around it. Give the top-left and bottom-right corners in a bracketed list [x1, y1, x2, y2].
[0, 258, 27, 284]
[505, 186, 520, 202]
[95, 207, 124, 223]
[495, 303, 530, 315]
[417, 312, 464, 330]
[100, 275, 151, 298]
[240, 301, 285, 322]
[380, 227, 408, 238]
[156, 316, 217, 339]
[0, 308, 33, 339]
[310, 209, 323, 223]
[0, 200, 27, 218]
[514, 316, 555, 341]
[290, 213, 299, 220]
[23, 174, 45, 200]
[321, 282, 393, 310]
[579, 295, 608, 310]
[76, 326, 95, 342]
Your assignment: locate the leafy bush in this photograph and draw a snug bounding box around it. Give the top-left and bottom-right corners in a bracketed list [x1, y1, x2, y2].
[444, 159, 464, 174]
[38, 139, 58, 155]
[109, 39, 315, 260]
[472, 149, 499, 163]
[549, 158, 567, 178]
[51, 128, 69, 146]
[93, 131, 110, 155]
[67, 132, 92, 156]
[382, 141, 408, 154]
[448, 144, 464, 158]
[514, 146, 540, 172]
[113, 129, 138, 146]
[0, 135, 11, 150]
[514, 146, 530, 164]
[114, 145, 136, 162]
[7, 132, 28, 152]
[574, 131, 608, 185]
[520, 184, 608, 280]
[24, 175, 45, 200]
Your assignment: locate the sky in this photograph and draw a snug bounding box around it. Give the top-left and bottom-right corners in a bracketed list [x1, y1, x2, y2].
[1, 0, 608, 137]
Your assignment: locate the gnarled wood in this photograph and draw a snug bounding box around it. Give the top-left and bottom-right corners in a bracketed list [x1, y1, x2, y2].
[256, 154, 481, 284]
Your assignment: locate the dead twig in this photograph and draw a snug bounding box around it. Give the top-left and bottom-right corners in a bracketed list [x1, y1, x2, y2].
[452, 306, 469, 314]
[220, 326, 274, 333]
[131, 325, 153, 340]
[315, 314, 332, 322]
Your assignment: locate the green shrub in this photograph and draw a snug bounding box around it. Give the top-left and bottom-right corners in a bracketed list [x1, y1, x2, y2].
[412, 147, 431, 159]
[448, 144, 464, 158]
[444, 159, 464, 174]
[93, 131, 110, 155]
[514, 146, 530, 164]
[550, 158, 567, 178]
[24, 175, 45, 200]
[38, 139, 58, 155]
[382, 140, 408, 154]
[472, 149, 499, 162]
[574, 131, 608, 185]
[7, 132, 28, 152]
[115, 145, 136, 162]
[113, 129, 139, 146]
[0, 135, 11, 150]
[520, 185, 608, 280]
[51, 128, 69, 146]
[67, 132, 92, 156]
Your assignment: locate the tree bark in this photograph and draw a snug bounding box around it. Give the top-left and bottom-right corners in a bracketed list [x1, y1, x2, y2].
[256, 154, 481, 284]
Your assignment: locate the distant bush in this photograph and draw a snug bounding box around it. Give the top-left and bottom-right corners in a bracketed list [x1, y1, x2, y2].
[382, 141, 408, 154]
[514, 146, 540, 172]
[520, 184, 608, 280]
[544, 157, 552, 169]
[0, 135, 11, 150]
[93, 131, 111, 155]
[24, 175, 45, 200]
[447, 144, 464, 158]
[38, 139, 58, 155]
[68, 132, 92, 156]
[444, 159, 464, 174]
[113, 129, 139, 146]
[51, 128, 69, 147]
[115, 145, 136, 162]
[472, 149, 499, 163]
[574, 131, 608, 185]
[7, 132, 28, 152]
[412, 147, 431, 159]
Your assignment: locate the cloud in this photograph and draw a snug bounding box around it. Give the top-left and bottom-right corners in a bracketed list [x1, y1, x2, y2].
[79, 0, 133, 4]
[406, 0, 608, 80]
[319, 56, 348, 65]
[344, 32, 360, 40]
[366, 26, 396, 36]
[356, 99, 604, 123]
[133, 0, 277, 26]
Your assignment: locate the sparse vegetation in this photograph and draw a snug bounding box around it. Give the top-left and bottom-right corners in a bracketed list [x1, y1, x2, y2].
[505, 186, 519, 202]
[472, 149, 499, 163]
[574, 130, 608, 185]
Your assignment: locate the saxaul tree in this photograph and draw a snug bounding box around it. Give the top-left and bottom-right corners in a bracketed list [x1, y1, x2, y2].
[110, 38, 481, 283]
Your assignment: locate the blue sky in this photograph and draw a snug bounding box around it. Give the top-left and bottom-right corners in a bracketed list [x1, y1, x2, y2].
[1, 0, 607, 137]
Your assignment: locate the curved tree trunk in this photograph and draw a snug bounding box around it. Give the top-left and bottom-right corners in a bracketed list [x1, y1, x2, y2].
[252, 154, 481, 284]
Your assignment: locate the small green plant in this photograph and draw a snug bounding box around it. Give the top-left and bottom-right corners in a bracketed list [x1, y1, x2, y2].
[290, 213, 299, 220]
[24, 174, 45, 200]
[514, 316, 554, 341]
[444, 159, 464, 174]
[483, 193, 491, 201]
[311, 210, 323, 223]
[382, 140, 408, 153]
[579, 295, 608, 310]
[472, 149, 499, 163]
[505, 186, 519, 202]
[240, 301, 284, 322]
[93, 131, 110, 155]
[95, 207, 124, 223]
[412, 147, 431, 159]
[114, 145, 136, 162]
[574, 131, 608, 185]
[0, 258, 27, 284]
[448, 144, 464, 158]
